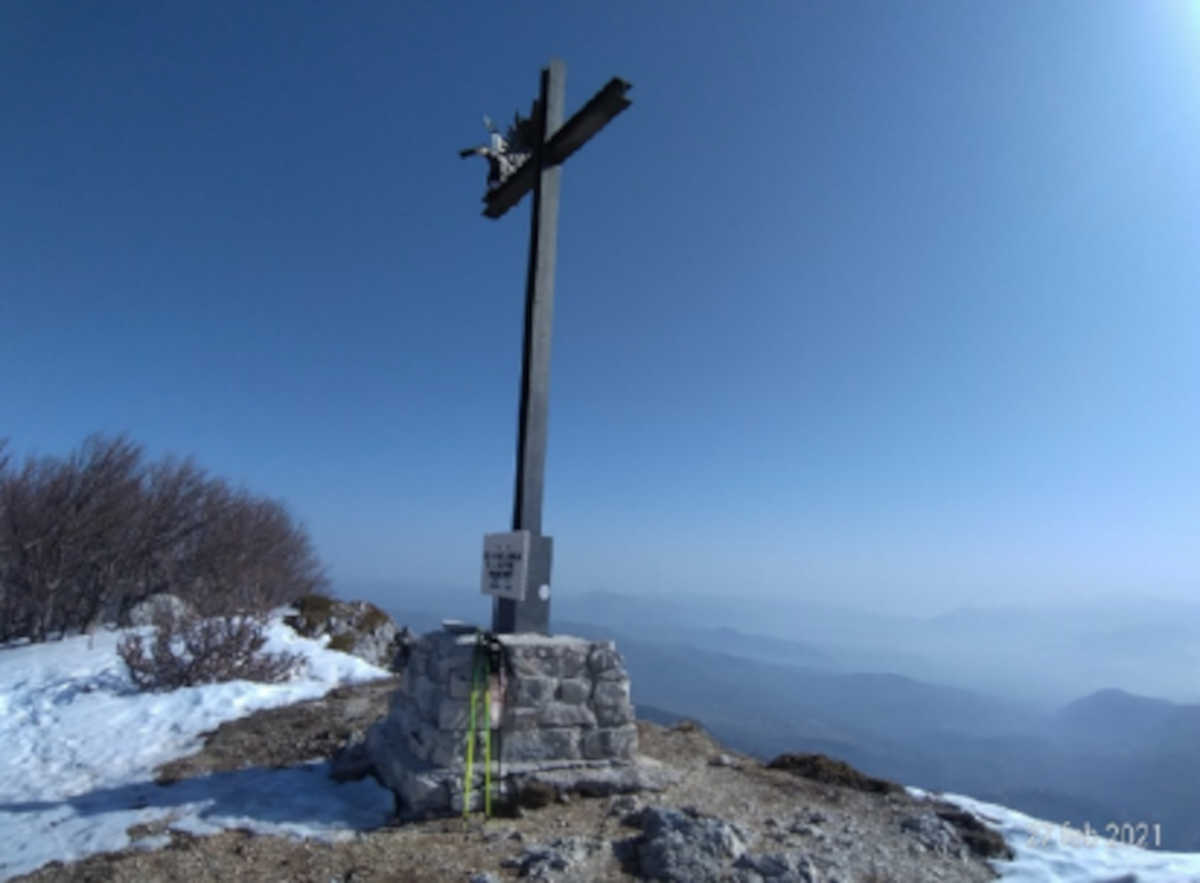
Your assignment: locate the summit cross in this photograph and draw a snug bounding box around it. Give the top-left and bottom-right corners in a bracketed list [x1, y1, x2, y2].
[462, 59, 632, 634]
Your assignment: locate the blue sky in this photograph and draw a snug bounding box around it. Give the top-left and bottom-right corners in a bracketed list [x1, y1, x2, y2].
[3, 2, 1198, 617]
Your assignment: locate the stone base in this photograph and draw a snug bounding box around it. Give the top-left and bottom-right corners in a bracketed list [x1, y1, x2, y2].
[364, 626, 664, 818]
[373, 743, 677, 819]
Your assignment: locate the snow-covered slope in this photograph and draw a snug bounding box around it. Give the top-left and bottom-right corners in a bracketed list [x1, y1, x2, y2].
[0, 613, 394, 880]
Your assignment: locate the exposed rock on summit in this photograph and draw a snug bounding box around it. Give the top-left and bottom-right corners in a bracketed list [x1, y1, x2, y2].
[125, 593, 197, 628]
[766, 753, 901, 796]
[629, 805, 750, 882]
[283, 593, 410, 671]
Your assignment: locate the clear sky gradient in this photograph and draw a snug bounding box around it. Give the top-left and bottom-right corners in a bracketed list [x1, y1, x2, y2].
[4, 2, 1198, 617]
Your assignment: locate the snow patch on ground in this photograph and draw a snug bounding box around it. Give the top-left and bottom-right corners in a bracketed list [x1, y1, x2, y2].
[0, 613, 393, 881]
[907, 787, 1200, 882]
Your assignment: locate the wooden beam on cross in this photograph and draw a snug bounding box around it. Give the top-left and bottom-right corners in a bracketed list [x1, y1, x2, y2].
[481, 76, 633, 220]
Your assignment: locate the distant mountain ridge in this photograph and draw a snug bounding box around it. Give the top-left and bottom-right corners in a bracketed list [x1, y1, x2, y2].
[1057, 687, 1177, 727]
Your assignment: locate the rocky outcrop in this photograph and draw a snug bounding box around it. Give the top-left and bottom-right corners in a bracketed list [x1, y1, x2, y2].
[282, 594, 408, 670]
[126, 593, 196, 628]
[620, 797, 1002, 882]
[500, 835, 608, 880]
[766, 753, 901, 795]
[915, 800, 1014, 861]
[733, 849, 823, 882]
[619, 805, 826, 882]
[630, 805, 751, 882]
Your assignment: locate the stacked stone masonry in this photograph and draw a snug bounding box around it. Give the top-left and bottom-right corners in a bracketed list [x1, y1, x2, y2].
[365, 628, 642, 817]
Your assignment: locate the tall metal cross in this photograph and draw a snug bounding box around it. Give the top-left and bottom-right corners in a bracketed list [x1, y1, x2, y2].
[463, 59, 632, 634]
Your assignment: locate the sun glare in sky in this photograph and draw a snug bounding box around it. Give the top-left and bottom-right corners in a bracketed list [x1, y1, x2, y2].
[1172, 0, 1200, 60]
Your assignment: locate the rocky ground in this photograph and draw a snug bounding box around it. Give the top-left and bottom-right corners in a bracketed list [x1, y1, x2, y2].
[16, 677, 1013, 883]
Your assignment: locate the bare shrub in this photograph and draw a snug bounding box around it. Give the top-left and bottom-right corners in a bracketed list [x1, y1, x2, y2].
[0, 432, 330, 643]
[177, 490, 329, 618]
[0, 446, 87, 641]
[118, 606, 304, 691]
[52, 435, 145, 636]
[113, 454, 216, 624]
[0, 435, 148, 641]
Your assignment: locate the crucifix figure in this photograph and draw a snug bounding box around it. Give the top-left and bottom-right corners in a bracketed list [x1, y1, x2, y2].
[458, 108, 541, 191]
[465, 60, 632, 634]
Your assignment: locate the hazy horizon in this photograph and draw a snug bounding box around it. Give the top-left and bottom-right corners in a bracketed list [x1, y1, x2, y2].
[5, 3, 1199, 619]
[342, 578, 1200, 708]
[341, 575, 1200, 623]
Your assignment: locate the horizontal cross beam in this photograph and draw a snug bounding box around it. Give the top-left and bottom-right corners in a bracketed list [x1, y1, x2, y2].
[482, 76, 633, 219]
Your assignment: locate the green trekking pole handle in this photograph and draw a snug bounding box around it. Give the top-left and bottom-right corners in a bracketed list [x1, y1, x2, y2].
[464, 637, 485, 817]
[463, 636, 493, 818]
[464, 677, 477, 819]
[484, 670, 492, 818]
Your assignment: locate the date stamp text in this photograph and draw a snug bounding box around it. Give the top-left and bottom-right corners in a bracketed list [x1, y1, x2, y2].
[1026, 821, 1163, 850]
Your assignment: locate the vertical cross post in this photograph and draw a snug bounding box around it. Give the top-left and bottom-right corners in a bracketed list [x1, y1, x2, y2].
[492, 60, 565, 635]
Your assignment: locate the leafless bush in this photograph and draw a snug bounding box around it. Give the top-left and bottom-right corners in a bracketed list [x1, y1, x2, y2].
[0, 432, 330, 643]
[107, 459, 217, 621]
[118, 605, 304, 691]
[175, 487, 329, 618]
[0, 435, 154, 641]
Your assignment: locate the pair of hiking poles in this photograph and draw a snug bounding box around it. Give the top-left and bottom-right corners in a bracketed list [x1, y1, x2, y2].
[462, 630, 512, 818]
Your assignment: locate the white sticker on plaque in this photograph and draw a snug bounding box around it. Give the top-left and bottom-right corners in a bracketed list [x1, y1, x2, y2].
[481, 530, 531, 601]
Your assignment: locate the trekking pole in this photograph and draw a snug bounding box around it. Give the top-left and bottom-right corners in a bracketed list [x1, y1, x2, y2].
[463, 642, 478, 819]
[484, 664, 492, 818]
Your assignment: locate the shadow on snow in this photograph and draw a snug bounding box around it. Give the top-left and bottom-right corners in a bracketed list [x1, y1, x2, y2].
[0, 759, 393, 835]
